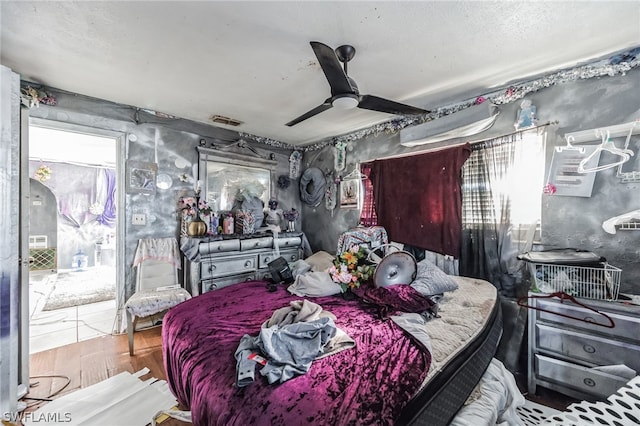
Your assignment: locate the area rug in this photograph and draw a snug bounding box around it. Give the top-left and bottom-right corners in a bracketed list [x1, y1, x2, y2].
[43, 267, 116, 311]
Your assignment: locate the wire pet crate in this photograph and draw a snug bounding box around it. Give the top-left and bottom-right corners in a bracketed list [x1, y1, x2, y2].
[528, 262, 621, 301]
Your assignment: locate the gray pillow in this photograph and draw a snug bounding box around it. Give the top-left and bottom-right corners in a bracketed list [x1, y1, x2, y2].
[410, 259, 459, 296]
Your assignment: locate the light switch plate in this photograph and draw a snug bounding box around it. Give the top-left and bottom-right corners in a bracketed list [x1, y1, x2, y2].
[132, 213, 146, 225]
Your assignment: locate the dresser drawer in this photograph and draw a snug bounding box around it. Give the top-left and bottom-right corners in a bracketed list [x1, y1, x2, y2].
[536, 323, 640, 371]
[280, 249, 301, 263]
[535, 354, 628, 399]
[199, 239, 240, 255]
[274, 236, 302, 249]
[258, 251, 279, 268]
[240, 237, 273, 251]
[200, 254, 257, 279]
[202, 272, 256, 292]
[258, 249, 301, 269]
[535, 298, 640, 341]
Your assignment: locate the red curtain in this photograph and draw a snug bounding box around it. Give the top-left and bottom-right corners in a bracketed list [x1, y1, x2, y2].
[359, 163, 377, 226]
[370, 144, 471, 257]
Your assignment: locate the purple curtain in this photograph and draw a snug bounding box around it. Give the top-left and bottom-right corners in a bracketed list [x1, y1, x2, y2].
[370, 144, 471, 257]
[97, 168, 116, 227]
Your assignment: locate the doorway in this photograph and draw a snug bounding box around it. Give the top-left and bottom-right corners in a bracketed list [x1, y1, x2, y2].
[27, 120, 124, 353]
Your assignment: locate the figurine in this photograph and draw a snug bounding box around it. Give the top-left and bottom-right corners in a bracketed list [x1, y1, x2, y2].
[264, 199, 283, 230]
[515, 99, 537, 130]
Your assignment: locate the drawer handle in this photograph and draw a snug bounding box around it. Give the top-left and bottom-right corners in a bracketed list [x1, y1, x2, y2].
[209, 265, 217, 271]
[583, 344, 596, 354]
[244, 260, 252, 268]
[265, 257, 271, 263]
[584, 316, 596, 323]
[245, 277, 253, 282]
[217, 245, 223, 250]
[284, 241, 290, 245]
[583, 377, 596, 387]
[290, 255, 296, 261]
[254, 242, 261, 247]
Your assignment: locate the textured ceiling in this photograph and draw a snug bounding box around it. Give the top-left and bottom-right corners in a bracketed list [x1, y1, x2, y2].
[2, 1, 639, 146]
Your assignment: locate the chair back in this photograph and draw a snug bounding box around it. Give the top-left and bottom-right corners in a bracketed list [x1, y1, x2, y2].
[133, 237, 181, 292]
[136, 259, 179, 291]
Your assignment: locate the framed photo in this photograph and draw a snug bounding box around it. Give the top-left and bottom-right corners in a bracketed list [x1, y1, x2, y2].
[339, 178, 360, 209]
[126, 160, 158, 194]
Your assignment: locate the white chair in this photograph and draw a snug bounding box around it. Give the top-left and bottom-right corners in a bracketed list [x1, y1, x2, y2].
[125, 238, 191, 355]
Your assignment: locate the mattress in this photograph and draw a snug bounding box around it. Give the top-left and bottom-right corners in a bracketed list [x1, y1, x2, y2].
[162, 275, 500, 426]
[399, 276, 502, 425]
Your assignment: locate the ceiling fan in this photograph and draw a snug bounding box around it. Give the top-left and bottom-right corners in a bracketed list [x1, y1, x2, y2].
[285, 41, 430, 127]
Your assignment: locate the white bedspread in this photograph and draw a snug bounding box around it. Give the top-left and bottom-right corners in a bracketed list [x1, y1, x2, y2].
[450, 358, 526, 425]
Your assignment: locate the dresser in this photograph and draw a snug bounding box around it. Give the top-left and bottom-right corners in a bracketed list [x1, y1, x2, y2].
[181, 232, 303, 295]
[527, 293, 640, 401]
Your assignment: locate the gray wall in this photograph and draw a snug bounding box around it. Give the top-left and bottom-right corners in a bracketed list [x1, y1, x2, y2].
[302, 68, 640, 295]
[24, 68, 640, 298]
[27, 90, 301, 299]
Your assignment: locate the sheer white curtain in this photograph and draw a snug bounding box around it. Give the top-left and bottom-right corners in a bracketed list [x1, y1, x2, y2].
[460, 130, 545, 297]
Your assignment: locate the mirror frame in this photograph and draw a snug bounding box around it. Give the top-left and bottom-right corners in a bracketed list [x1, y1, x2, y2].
[196, 146, 276, 212]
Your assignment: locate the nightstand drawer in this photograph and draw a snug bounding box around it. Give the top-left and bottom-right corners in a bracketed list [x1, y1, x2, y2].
[536, 298, 640, 341]
[535, 354, 628, 399]
[200, 254, 257, 279]
[202, 272, 256, 292]
[536, 323, 640, 371]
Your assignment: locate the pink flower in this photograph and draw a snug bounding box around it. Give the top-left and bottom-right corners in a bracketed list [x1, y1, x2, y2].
[543, 183, 557, 195]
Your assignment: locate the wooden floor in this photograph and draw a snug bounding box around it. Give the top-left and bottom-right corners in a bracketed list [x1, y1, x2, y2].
[26, 326, 578, 425]
[26, 326, 185, 425]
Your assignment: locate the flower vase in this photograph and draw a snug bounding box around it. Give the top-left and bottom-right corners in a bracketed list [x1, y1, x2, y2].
[287, 220, 295, 232]
[187, 197, 207, 237]
[342, 287, 355, 300]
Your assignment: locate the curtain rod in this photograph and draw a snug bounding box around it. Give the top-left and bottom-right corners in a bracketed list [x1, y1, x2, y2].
[363, 120, 558, 163]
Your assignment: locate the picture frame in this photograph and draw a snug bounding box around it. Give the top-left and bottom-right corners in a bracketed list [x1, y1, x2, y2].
[126, 160, 158, 195]
[339, 178, 360, 209]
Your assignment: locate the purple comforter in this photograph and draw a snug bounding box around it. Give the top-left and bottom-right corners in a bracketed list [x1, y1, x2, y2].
[162, 281, 431, 425]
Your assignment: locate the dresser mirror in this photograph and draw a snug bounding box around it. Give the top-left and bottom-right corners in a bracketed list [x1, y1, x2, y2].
[196, 146, 276, 212]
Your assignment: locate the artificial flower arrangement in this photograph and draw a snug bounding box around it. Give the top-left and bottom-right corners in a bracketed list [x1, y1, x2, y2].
[35, 165, 52, 182]
[282, 208, 299, 222]
[20, 86, 57, 109]
[177, 196, 213, 218]
[282, 208, 300, 232]
[329, 244, 375, 292]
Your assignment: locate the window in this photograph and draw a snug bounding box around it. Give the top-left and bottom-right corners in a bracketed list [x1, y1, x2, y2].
[462, 131, 546, 238]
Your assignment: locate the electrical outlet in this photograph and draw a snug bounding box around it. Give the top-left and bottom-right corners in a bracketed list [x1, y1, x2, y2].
[132, 213, 146, 225]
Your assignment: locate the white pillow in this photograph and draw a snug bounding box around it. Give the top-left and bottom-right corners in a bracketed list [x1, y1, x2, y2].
[287, 271, 342, 297]
[304, 251, 335, 272]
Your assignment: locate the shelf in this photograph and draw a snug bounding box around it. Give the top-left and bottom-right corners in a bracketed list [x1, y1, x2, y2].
[564, 120, 640, 144]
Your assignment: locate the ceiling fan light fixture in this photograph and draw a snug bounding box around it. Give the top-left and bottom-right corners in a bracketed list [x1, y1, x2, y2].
[332, 95, 359, 110]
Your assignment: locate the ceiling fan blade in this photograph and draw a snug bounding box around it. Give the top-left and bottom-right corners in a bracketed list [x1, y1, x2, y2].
[358, 94, 430, 116]
[285, 101, 333, 127]
[310, 41, 353, 96]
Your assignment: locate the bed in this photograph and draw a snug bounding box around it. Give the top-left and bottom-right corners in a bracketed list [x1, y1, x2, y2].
[162, 274, 502, 426]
